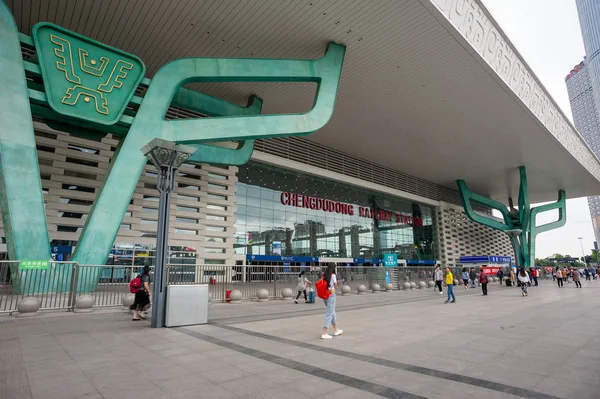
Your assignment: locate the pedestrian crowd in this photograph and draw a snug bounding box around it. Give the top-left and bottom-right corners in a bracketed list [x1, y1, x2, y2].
[432, 263, 594, 304]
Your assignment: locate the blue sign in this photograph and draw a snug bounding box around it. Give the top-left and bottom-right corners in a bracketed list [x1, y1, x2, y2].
[51, 246, 72, 254]
[385, 270, 390, 285]
[283, 262, 290, 273]
[300, 262, 306, 271]
[383, 254, 398, 267]
[406, 259, 436, 265]
[246, 255, 318, 263]
[459, 255, 511, 264]
[459, 256, 489, 263]
[353, 258, 381, 264]
[489, 256, 512, 264]
[272, 241, 281, 256]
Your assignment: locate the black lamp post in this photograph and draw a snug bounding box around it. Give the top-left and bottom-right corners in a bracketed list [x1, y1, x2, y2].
[141, 139, 195, 328]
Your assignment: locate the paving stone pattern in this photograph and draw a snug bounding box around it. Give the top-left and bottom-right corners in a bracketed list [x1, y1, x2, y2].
[1, 281, 599, 398]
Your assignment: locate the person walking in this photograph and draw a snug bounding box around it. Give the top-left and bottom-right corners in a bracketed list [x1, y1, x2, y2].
[518, 267, 529, 297]
[509, 268, 516, 287]
[461, 268, 469, 290]
[444, 267, 456, 304]
[434, 266, 444, 295]
[571, 266, 582, 288]
[480, 269, 488, 296]
[555, 267, 564, 288]
[496, 269, 504, 285]
[532, 267, 539, 286]
[132, 266, 151, 321]
[321, 263, 342, 339]
[562, 267, 569, 284]
[295, 270, 311, 303]
[469, 268, 477, 288]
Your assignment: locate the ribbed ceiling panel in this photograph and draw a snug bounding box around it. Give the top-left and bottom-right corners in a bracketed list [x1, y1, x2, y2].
[7, 0, 600, 202]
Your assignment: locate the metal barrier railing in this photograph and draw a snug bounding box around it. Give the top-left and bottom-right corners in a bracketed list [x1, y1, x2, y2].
[0, 261, 447, 313]
[0, 261, 78, 312]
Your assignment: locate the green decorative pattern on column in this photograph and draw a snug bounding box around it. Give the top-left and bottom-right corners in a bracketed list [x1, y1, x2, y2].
[457, 166, 566, 268]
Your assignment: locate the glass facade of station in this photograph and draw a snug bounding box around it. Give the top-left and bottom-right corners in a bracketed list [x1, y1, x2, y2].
[234, 161, 436, 261]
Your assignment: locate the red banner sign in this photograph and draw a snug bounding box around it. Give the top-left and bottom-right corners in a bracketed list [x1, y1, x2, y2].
[280, 192, 423, 226]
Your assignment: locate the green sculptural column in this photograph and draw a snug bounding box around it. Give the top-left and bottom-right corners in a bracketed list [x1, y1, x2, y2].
[0, 0, 346, 294]
[457, 167, 566, 268]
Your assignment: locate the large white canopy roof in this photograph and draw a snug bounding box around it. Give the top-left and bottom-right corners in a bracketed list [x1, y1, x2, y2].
[9, 0, 600, 203]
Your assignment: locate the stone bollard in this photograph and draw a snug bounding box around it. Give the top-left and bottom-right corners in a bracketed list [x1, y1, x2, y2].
[385, 283, 394, 291]
[257, 289, 269, 302]
[17, 297, 40, 317]
[403, 282, 411, 290]
[357, 284, 367, 294]
[410, 282, 417, 290]
[454, 279, 460, 286]
[372, 283, 381, 293]
[75, 295, 94, 313]
[229, 290, 242, 303]
[418, 281, 427, 289]
[122, 293, 135, 310]
[282, 288, 294, 300]
[341, 285, 351, 295]
[428, 281, 435, 288]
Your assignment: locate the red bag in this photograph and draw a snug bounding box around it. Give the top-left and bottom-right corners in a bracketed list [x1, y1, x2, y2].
[129, 275, 142, 293]
[315, 277, 330, 299]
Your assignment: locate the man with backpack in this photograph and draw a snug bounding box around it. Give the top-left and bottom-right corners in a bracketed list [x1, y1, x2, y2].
[131, 266, 152, 321]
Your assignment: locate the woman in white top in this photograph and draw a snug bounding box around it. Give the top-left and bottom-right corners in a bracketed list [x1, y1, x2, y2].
[295, 270, 311, 304]
[322, 263, 343, 339]
[518, 267, 530, 297]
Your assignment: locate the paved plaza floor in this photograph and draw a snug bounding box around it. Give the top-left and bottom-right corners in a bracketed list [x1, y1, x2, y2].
[1, 280, 599, 399]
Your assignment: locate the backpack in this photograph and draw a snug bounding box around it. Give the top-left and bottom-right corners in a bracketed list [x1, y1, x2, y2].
[129, 274, 143, 293]
[315, 277, 330, 299]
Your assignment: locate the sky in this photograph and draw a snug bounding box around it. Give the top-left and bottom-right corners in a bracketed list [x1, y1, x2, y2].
[480, 0, 595, 259]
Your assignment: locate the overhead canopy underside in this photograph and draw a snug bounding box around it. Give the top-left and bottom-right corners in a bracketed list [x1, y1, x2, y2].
[8, 0, 600, 203]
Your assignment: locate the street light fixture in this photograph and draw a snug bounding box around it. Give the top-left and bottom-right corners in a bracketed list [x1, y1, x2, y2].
[578, 237, 585, 263]
[141, 138, 196, 328]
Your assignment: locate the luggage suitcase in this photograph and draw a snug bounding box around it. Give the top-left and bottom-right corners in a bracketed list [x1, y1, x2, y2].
[307, 290, 316, 304]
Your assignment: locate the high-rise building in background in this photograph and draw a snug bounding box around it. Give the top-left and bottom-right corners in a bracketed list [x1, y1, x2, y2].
[566, 60, 600, 245]
[570, 1, 600, 246]
[576, 1, 600, 115]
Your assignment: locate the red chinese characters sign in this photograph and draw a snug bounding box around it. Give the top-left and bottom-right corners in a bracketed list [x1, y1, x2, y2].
[280, 192, 423, 226]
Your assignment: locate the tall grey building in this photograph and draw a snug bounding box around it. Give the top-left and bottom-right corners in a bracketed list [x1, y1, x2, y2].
[576, 1, 600, 117]
[574, 1, 600, 246]
[566, 60, 600, 245]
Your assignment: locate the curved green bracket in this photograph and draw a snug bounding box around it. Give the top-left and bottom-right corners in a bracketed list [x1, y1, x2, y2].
[186, 95, 263, 165]
[72, 41, 346, 281]
[456, 180, 514, 230]
[457, 166, 566, 268]
[528, 190, 566, 267]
